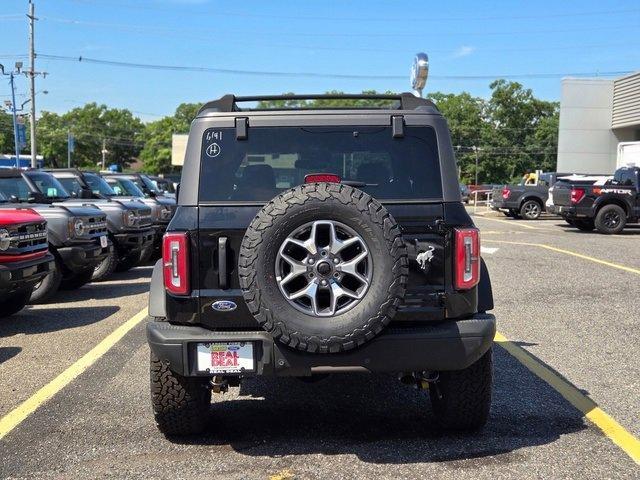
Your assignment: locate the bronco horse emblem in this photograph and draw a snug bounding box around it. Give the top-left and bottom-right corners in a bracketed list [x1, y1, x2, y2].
[416, 245, 435, 270]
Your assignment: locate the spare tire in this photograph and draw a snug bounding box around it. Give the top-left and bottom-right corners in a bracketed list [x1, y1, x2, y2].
[239, 183, 408, 354]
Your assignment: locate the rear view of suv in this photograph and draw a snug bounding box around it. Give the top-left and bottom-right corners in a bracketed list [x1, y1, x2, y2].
[147, 94, 496, 435]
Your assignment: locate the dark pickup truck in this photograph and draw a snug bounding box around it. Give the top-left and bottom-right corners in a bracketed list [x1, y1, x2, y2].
[490, 172, 569, 220]
[553, 166, 640, 234]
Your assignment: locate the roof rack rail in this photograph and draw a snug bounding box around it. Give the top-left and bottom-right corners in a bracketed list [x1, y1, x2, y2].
[197, 92, 437, 115]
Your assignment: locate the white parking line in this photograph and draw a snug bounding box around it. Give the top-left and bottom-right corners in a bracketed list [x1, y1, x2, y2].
[481, 246, 499, 255]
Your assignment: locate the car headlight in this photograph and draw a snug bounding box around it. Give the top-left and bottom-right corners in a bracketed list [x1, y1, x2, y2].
[0, 229, 10, 251]
[123, 210, 137, 227]
[71, 218, 86, 237]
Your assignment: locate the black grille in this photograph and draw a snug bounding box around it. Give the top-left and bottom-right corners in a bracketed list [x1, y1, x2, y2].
[6, 221, 48, 254]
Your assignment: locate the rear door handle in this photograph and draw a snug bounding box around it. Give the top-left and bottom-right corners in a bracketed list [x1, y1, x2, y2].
[218, 236, 228, 289]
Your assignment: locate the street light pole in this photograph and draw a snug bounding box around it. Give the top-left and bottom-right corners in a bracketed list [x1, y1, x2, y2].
[474, 146, 480, 187]
[9, 73, 21, 167]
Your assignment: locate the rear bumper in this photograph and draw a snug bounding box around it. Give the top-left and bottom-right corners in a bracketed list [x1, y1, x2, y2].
[147, 313, 496, 377]
[556, 205, 592, 218]
[489, 199, 517, 211]
[56, 242, 111, 273]
[0, 253, 55, 293]
[113, 229, 154, 255]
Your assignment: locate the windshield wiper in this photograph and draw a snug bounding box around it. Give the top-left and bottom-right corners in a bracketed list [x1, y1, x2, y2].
[341, 180, 378, 188]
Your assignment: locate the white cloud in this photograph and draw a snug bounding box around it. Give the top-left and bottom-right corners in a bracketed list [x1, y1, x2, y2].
[452, 45, 476, 58]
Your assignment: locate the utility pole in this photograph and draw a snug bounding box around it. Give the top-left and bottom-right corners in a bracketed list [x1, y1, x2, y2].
[27, 1, 44, 169]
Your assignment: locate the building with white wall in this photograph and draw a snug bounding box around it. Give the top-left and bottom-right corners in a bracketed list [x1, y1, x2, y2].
[557, 72, 640, 174]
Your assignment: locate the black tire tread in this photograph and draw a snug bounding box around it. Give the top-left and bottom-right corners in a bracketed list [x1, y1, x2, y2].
[150, 352, 211, 435]
[0, 289, 32, 318]
[430, 348, 493, 431]
[92, 250, 118, 282]
[29, 260, 62, 304]
[59, 268, 94, 290]
[238, 183, 408, 354]
[594, 204, 626, 235]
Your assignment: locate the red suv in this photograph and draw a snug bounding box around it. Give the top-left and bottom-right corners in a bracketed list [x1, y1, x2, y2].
[0, 208, 55, 318]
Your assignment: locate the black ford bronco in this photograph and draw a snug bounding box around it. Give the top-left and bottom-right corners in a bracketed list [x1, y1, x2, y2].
[147, 93, 496, 435]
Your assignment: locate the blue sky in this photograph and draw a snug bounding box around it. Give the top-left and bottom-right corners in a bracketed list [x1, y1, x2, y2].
[1, 0, 639, 121]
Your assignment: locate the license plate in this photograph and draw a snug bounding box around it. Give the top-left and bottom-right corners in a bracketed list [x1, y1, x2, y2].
[100, 235, 108, 248]
[196, 342, 254, 373]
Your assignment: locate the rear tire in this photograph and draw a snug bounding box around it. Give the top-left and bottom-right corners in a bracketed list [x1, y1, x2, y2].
[92, 249, 118, 281]
[520, 200, 542, 220]
[150, 352, 211, 435]
[574, 219, 594, 231]
[430, 348, 493, 431]
[29, 259, 63, 304]
[0, 288, 33, 318]
[59, 268, 94, 290]
[594, 204, 626, 235]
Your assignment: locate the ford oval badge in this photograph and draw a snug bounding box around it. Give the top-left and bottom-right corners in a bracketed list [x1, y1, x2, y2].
[212, 300, 237, 312]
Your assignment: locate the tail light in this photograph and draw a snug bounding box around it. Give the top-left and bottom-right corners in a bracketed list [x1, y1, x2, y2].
[454, 228, 480, 290]
[163, 232, 190, 295]
[570, 188, 585, 204]
[305, 173, 341, 184]
[502, 188, 510, 199]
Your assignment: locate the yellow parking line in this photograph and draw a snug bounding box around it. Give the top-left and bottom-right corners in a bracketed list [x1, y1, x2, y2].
[0, 307, 148, 441]
[474, 215, 541, 230]
[484, 239, 640, 276]
[495, 332, 640, 464]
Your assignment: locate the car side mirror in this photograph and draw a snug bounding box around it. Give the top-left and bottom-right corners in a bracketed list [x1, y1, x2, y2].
[148, 190, 157, 198]
[79, 187, 93, 199]
[27, 191, 46, 203]
[9, 195, 20, 203]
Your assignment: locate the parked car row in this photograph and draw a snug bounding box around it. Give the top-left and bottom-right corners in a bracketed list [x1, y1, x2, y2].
[488, 165, 640, 234]
[0, 168, 176, 317]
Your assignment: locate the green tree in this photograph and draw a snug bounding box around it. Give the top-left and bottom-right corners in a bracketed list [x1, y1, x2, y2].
[139, 103, 199, 174]
[0, 111, 16, 154]
[429, 91, 489, 183]
[37, 103, 144, 168]
[482, 80, 558, 183]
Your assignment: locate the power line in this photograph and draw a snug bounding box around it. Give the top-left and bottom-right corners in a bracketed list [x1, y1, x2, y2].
[66, 1, 640, 23]
[31, 15, 636, 55]
[40, 15, 637, 38]
[35, 53, 634, 80]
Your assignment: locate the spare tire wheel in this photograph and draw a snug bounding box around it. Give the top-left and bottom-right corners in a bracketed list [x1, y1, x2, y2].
[239, 183, 408, 353]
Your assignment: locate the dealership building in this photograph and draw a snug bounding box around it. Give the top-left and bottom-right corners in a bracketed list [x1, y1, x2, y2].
[557, 71, 640, 174]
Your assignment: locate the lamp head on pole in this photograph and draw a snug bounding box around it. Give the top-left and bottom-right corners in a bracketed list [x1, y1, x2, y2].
[410, 53, 429, 98]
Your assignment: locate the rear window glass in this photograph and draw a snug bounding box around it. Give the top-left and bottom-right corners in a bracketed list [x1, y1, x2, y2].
[198, 126, 441, 202]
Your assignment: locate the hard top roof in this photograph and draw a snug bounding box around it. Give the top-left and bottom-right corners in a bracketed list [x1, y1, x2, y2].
[197, 93, 439, 116]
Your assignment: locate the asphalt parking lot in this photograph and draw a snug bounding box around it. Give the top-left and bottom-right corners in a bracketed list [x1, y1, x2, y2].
[0, 213, 638, 479]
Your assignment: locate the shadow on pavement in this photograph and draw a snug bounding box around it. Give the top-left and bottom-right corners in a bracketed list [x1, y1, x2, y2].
[0, 305, 119, 337]
[0, 346, 22, 364]
[170, 346, 588, 464]
[50, 280, 150, 304]
[555, 223, 640, 235]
